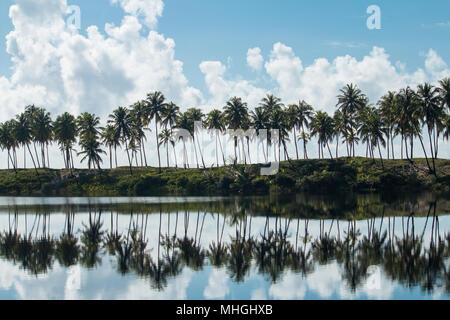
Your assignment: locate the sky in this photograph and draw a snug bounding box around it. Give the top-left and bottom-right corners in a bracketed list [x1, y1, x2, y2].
[0, 0, 449, 167]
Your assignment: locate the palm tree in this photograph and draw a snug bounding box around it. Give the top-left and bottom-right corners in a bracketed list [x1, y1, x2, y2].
[101, 124, 119, 169]
[417, 83, 445, 173]
[337, 84, 368, 155]
[205, 109, 226, 167]
[310, 111, 335, 159]
[250, 107, 269, 163]
[270, 107, 290, 161]
[0, 121, 18, 172]
[333, 110, 345, 158]
[78, 134, 105, 170]
[31, 108, 53, 168]
[174, 112, 194, 169]
[14, 113, 39, 175]
[158, 129, 173, 168]
[145, 91, 168, 172]
[161, 102, 181, 168]
[109, 107, 133, 174]
[358, 107, 387, 167]
[224, 97, 249, 162]
[379, 91, 397, 159]
[186, 108, 206, 168]
[439, 78, 450, 112]
[77, 113, 101, 140]
[288, 100, 314, 159]
[24, 105, 42, 168]
[53, 112, 77, 172]
[131, 101, 149, 167]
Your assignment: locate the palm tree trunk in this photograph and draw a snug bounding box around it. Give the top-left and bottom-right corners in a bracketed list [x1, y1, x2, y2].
[155, 121, 161, 172]
[378, 143, 384, 170]
[193, 136, 200, 168]
[109, 146, 112, 169]
[172, 143, 178, 169]
[327, 142, 333, 160]
[293, 126, 299, 159]
[33, 142, 41, 168]
[115, 145, 118, 168]
[218, 132, 226, 166]
[125, 141, 133, 175]
[335, 135, 339, 159]
[142, 138, 148, 167]
[26, 143, 39, 176]
[166, 143, 170, 168]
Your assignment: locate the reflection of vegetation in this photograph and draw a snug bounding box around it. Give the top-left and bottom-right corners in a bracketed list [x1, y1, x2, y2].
[0, 203, 449, 295]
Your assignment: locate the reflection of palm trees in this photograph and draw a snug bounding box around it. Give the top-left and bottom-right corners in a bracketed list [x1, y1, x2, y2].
[56, 212, 79, 267]
[208, 213, 229, 267]
[80, 209, 104, 269]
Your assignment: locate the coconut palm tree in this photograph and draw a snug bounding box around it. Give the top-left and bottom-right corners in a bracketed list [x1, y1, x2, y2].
[31, 108, 53, 168]
[439, 78, 450, 112]
[205, 109, 226, 167]
[78, 134, 105, 170]
[130, 101, 149, 167]
[13, 113, 39, 175]
[333, 110, 345, 158]
[101, 124, 119, 169]
[250, 107, 269, 163]
[395, 87, 423, 161]
[175, 112, 194, 169]
[145, 91, 168, 172]
[158, 129, 173, 168]
[417, 83, 445, 173]
[289, 100, 314, 159]
[0, 121, 18, 172]
[53, 112, 77, 172]
[77, 113, 101, 140]
[108, 107, 133, 174]
[270, 107, 290, 161]
[337, 84, 368, 155]
[379, 91, 398, 159]
[224, 97, 249, 162]
[310, 111, 335, 159]
[186, 108, 206, 168]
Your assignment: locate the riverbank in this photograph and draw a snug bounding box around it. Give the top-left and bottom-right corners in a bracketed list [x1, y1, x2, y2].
[0, 157, 449, 196]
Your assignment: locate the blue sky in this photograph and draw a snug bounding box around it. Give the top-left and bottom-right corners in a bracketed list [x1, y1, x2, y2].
[1, 0, 450, 92]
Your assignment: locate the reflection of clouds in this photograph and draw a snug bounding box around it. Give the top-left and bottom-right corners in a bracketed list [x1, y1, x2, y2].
[306, 264, 341, 298]
[0, 260, 64, 299]
[269, 273, 307, 300]
[65, 265, 82, 300]
[115, 269, 194, 300]
[204, 268, 229, 299]
[251, 288, 267, 300]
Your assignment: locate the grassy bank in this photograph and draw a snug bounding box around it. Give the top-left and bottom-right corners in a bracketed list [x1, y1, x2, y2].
[0, 157, 449, 196]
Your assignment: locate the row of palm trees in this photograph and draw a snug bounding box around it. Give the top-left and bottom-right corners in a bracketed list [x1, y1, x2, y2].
[1, 78, 449, 173]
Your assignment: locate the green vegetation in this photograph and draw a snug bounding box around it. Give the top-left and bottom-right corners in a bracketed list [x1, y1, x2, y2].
[0, 157, 449, 196]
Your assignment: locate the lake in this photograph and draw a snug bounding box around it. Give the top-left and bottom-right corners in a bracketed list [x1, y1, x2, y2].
[0, 193, 449, 300]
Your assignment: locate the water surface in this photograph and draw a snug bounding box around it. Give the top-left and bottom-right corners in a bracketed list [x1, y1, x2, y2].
[0, 193, 449, 300]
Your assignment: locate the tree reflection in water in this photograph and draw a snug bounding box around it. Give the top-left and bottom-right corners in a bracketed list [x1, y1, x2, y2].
[0, 200, 449, 296]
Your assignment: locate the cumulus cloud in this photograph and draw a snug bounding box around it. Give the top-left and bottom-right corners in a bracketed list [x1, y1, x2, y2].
[247, 47, 264, 71]
[0, 0, 202, 123]
[199, 60, 267, 109]
[110, 0, 164, 29]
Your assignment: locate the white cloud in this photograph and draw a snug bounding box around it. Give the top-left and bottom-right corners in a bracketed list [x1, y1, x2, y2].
[203, 268, 230, 299]
[110, 0, 164, 29]
[247, 47, 264, 71]
[0, 0, 202, 124]
[199, 60, 267, 109]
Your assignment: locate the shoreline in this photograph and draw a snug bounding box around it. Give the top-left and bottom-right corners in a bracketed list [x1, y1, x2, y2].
[0, 157, 449, 197]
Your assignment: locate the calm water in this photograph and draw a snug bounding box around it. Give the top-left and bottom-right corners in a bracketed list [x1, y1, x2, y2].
[0, 193, 449, 300]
